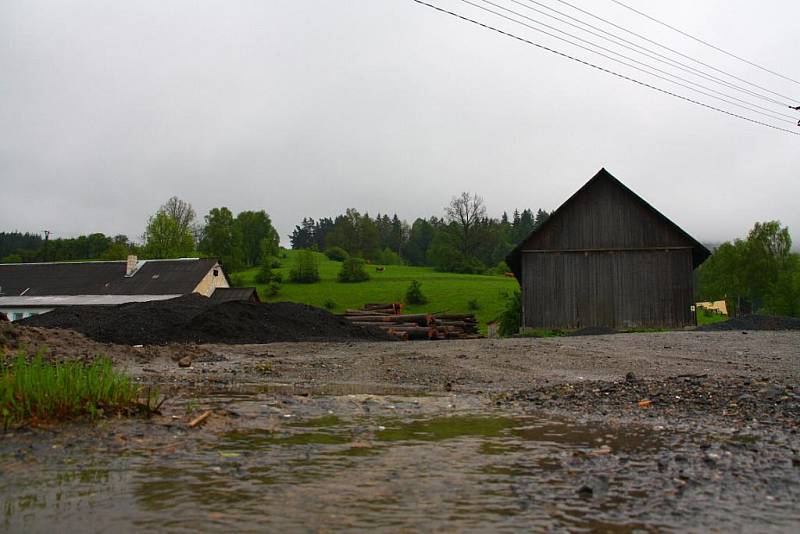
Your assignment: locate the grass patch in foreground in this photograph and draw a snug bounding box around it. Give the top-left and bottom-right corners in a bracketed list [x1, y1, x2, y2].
[1, 353, 162, 429]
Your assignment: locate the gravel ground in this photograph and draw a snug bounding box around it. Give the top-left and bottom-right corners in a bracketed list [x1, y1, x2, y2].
[128, 330, 799, 392]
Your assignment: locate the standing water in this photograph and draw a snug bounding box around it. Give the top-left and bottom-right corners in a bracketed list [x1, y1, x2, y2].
[1, 387, 797, 532]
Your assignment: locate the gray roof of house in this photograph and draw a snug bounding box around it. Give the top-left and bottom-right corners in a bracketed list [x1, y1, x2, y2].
[0, 258, 220, 297]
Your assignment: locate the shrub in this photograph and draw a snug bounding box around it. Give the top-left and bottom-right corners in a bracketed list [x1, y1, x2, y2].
[323, 299, 336, 310]
[289, 250, 321, 283]
[265, 282, 280, 297]
[255, 265, 273, 284]
[337, 257, 370, 283]
[228, 273, 245, 287]
[404, 280, 428, 305]
[497, 290, 522, 337]
[325, 247, 349, 262]
[376, 248, 403, 266]
[467, 298, 480, 311]
[255, 256, 283, 284]
[486, 261, 510, 276]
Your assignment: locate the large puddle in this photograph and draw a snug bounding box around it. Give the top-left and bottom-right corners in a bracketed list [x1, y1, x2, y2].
[1, 388, 798, 532]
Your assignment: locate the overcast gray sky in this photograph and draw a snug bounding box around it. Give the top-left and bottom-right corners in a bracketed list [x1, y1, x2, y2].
[1, 0, 798, 246]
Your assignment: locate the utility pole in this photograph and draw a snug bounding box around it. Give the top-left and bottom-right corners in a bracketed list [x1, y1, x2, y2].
[43, 230, 51, 262]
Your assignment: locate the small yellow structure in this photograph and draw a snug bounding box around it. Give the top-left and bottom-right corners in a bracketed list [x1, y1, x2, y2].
[696, 300, 728, 316]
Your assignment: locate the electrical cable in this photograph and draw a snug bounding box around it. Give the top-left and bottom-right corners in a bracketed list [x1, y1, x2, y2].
[408, 0, 800, 136]
[552, 0, 799, 104]
[463, 0, 795, 123]
[476, 0, 796, 121]
[512, 0, 793, 109]
[609, 0, 800, 87]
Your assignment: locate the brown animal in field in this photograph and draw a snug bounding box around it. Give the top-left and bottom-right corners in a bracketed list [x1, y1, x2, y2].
[376, 267, 385, 272]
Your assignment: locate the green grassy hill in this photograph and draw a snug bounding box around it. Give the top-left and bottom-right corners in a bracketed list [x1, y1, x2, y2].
[233, 250, 518, 329]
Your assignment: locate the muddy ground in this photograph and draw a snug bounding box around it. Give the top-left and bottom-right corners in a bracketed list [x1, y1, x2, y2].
[115, 329, 799, 390]
[2, 329, 799, 531]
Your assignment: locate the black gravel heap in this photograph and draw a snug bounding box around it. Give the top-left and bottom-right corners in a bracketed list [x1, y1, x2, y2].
[19, 294, 387, 346]
[697, 314, 800, 331]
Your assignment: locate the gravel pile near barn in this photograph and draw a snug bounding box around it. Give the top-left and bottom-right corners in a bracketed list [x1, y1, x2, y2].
[19, 294, 387, 345]
[696, 313, 800, 331]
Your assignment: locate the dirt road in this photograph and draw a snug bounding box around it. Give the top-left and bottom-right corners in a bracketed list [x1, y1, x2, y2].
[120, 330, 800, 392]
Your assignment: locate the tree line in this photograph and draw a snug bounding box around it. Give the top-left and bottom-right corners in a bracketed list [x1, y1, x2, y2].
[0, 196, 280, 273]
[2, 193, 548, 275]
[290, 193, 550, 274]
[697, 220, 799, 317]
[0, 232, 135, 263]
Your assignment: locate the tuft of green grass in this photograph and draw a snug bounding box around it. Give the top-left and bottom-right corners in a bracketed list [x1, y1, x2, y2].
[1, 353, 163, 429]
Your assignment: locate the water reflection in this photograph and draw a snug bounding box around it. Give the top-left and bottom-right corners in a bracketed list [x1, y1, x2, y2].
[0, 398, 797, 532]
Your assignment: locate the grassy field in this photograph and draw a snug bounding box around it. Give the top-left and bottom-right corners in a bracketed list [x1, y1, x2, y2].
[233, 250, 519, 329]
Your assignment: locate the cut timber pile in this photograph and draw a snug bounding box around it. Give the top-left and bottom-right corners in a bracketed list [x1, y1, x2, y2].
[341, 303, 481, 341]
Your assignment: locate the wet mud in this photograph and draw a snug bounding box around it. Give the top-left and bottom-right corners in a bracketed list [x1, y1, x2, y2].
[1, 330, 799, 531]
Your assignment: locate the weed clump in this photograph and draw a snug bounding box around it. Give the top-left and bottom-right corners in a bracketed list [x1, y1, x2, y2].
[497, 290, 521, 337]
[1, 353, 161, 428]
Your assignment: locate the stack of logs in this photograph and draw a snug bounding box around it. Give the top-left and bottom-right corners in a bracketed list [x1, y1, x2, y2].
[342, 303, 480, 340]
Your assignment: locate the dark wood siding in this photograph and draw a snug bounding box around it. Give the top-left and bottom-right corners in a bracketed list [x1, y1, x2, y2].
[522, 247, 694, 329]
[514, 169, 707, 331]
[521, 177, 690, 252]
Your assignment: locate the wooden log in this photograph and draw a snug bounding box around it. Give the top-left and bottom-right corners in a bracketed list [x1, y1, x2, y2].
[433, 320, 471, 328]
[342, 314, 432, 324]
[435, 314, 476, 321]
[389, 328, 435, 340]
[364, 303, 395, 310]
[351, 322, 419, 328]
[344, 309, 393, 316]
[383, 326, 435, 333]
[188, 410, 212, 428]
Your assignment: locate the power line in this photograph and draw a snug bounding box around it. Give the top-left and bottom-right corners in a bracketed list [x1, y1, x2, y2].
[513, 0, 793, 109]
[407, 0, 800, 136]
[478, 0, 796, 121]
[552, 0, 799, 105]
[462, 0, 795, 123]
[609, 0, 800, 87]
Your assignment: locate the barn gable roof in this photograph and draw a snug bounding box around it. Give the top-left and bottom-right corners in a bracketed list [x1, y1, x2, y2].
[211, 287, 260, 303]
[0, 258, 221, 297]
[506, 168, 710, 280]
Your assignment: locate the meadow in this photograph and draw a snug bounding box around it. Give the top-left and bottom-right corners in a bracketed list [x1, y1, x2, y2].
[234, 250, 519, 329]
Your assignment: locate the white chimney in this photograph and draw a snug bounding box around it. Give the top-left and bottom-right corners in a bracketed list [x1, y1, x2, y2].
[125, 255, 138, 276]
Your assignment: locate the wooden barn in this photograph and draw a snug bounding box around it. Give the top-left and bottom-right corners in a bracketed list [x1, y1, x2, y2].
[506, 168, 710, 330]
